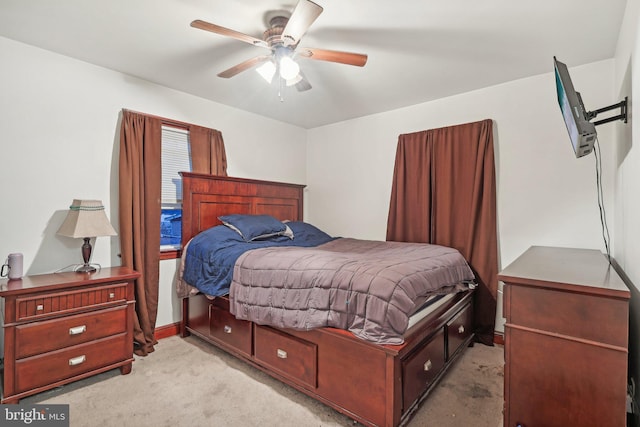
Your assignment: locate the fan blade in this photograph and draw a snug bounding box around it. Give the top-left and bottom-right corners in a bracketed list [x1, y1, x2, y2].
[281, 0, 323, 47]
[191, 20, 269, 49]
[298, 48, 368, 67]
[217, 55, 271, 78]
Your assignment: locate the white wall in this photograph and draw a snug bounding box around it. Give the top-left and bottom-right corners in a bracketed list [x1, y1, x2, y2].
[613, 0, 640, 416]
[0, 36, 306, 328]
[0, 33, 626, 339]
[306, 60, 617, 333]
[614, 0, 639, 291]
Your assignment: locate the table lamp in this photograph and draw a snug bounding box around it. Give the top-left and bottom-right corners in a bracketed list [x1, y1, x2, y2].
[57, 199, 117, 273]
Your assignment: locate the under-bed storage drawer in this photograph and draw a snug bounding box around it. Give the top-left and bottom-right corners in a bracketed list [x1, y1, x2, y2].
[254, 325, 317, 389]
[209, 305, 252, 357]
[402, 328, 445, 411]
[446, 302, 473, 359]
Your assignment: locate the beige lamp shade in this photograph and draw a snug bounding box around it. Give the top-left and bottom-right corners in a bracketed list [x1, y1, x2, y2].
[57, 200, 117, 238]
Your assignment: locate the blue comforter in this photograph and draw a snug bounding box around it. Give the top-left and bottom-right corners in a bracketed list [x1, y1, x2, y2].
[183, 221, 336, 297]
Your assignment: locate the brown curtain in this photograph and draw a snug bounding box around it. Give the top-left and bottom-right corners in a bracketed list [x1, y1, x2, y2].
[119, 110, 161, 356]
[189, 125, 227, 175]
[119, 110, 228, 356]
[386, 119, 498, 346]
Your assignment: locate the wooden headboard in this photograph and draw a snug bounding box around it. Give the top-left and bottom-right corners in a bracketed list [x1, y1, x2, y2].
[180, 172, 305, 244]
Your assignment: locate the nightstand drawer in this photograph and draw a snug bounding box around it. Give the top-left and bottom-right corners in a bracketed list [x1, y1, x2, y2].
[16, 283, 128, 321]
[14, 334, 130, 393]
[15, 306, 127, 358]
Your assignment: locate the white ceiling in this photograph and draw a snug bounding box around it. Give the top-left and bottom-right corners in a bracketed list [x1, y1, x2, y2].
[0, 0, 628, 129]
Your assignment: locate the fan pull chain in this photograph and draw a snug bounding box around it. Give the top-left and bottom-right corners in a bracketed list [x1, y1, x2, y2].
[278, 77, 285, 102]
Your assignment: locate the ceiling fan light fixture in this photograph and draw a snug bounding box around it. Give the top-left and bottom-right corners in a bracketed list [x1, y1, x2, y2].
[256, 60, 276, 83]
[279, 56, 300, 80]
[192, 0, 367, 92]
[286, 74, 303, 86]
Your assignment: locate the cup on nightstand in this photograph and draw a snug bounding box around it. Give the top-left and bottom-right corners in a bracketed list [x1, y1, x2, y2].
[1, 253, 23, 280]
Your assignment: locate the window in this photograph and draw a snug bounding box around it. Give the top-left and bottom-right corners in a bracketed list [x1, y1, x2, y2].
[160, 126, 191, 256]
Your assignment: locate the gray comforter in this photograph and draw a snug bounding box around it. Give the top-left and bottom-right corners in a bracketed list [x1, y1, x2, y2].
[229, 238, 474, 344]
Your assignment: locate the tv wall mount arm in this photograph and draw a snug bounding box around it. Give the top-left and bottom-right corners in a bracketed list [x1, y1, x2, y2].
[583, 96, 628, 126]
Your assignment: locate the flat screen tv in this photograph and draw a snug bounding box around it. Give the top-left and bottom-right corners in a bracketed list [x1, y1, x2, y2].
[554, 56, 597, 158]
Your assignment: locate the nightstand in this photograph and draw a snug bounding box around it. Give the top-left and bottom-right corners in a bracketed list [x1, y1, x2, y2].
[0, 267, 139, 403]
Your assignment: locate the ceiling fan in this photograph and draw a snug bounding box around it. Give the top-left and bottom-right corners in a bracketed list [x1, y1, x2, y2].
[191, 0, 368, 92]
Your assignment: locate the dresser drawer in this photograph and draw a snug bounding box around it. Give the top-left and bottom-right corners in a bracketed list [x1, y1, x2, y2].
[15, 306, 127, 359]
[14, 334, 130, 393]
[507, 284, 629, 347]
[210, 305, 252, 357]
[15, 283, 128, 321]
[446, 302, 473, 359]
[254, 325, 317, 389]
[402, 328, 445, 411]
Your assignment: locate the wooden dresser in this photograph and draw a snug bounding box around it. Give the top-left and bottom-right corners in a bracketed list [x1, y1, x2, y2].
[0, 267, 139, 403]
[499, 246, 630, 427]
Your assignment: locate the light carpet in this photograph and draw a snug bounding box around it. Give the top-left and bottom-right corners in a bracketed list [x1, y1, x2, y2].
[21, 335, 504, 426]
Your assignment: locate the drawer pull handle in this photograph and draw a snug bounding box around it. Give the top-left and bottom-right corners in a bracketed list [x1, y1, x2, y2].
[277, 349, 288, 359]
[424, 359, 433, 371]
[69, 325, 87, 335]
[36, 304, 44, 311]
[458, 325, 465, 334]
[69, 355, 86, 366]
[224, 325, 232, 334]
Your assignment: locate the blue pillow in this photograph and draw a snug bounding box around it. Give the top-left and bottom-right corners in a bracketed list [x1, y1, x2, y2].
[286, 221, 334, 242]
[218, 214, 288, 242]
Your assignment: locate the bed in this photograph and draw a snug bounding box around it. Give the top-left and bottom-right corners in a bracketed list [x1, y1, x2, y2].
[179, 172, 476, 427]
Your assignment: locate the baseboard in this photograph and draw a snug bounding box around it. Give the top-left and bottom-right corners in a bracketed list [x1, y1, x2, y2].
[494, 332, 504, 346]
[155, 322, 181, 340]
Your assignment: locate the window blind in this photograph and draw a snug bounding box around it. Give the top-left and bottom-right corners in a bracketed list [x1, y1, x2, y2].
[161, 126, 192, 204]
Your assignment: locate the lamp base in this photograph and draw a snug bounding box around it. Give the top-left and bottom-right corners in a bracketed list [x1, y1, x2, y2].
[75, 264, 97, 273]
